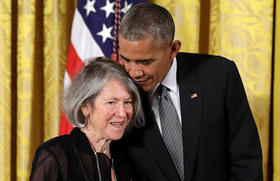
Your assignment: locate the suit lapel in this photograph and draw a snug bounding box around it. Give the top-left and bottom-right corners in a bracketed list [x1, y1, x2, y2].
[177, 53, 202, 181]
[179, 83, 202, 181]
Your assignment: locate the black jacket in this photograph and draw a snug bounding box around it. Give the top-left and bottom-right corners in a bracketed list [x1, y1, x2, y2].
[30, 128, 132, 181]
[118, 53, 263, 181]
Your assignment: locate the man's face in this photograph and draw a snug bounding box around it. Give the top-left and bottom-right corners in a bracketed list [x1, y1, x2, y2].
[119, 35, 176, 92]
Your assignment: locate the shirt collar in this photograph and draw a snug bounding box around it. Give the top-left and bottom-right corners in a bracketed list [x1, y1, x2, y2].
[149, 57, 178, 96]
[162, 57, 177, 93]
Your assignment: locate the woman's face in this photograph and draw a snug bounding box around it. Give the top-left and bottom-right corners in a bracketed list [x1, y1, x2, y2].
[82, 78, 133, 141]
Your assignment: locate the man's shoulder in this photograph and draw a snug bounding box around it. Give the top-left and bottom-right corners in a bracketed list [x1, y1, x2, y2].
[177, 52, 232, 65]
[176, 52, 235, 72]
[175, 52, 239, 84]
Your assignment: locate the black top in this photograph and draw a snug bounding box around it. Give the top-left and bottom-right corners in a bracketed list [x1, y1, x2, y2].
[30, 128, 132, 181]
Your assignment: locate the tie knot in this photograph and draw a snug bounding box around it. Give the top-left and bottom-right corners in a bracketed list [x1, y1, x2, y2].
[158, 84, 169, 97]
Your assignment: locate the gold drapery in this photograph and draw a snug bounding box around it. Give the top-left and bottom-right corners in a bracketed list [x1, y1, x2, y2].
[0, 0, 279, 180]
[0, 0, 12, 180]
[273, 0, 280, 180]
[208, 1, 273, 180]
[0, 0, 75, 180]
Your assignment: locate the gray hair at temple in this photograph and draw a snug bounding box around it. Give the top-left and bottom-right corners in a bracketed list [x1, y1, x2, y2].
[63, 57, 145, 131]
[119, 2, 175, 47]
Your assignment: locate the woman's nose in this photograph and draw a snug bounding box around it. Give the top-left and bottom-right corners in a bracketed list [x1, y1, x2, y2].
[116, 103, 126, 117]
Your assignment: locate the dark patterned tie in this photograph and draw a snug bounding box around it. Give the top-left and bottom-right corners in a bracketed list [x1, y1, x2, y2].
[158, 84, 184, 180]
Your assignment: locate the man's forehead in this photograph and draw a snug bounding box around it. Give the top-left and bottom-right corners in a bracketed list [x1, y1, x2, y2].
[119, 35, 166, 48]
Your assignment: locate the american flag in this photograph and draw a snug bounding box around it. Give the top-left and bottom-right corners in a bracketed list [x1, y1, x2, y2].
[59, 0, 145, 135]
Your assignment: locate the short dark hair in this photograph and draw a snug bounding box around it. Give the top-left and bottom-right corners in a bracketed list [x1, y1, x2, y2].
[119, 3, 175, 47]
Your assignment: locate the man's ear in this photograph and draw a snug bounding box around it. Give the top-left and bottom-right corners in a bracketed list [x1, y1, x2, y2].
[170, 40, 181, 59]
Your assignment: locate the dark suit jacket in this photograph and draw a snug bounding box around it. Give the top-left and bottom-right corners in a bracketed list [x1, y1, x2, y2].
[117, 52, 263, 181]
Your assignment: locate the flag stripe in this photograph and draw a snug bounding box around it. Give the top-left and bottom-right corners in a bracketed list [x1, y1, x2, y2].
[71, 9, 104, 60]
[59, 112, 72, 135]
[77, 0, 114, 58]
[66, 42, 85, 80]
[63, 71, 71, 91]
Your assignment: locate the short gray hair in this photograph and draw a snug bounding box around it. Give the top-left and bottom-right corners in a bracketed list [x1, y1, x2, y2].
[63, 57, 145, 130]
[119, 2, 175, 47]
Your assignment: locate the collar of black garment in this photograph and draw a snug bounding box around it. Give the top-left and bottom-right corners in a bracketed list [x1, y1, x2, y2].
[69, 127, 117, 161]
[69, 127, 94, 154]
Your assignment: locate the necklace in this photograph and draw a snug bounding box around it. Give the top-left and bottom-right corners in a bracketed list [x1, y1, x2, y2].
[94, 152, 117, 181]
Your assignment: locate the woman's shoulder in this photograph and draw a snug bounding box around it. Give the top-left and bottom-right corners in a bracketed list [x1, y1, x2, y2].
[30, 135, 71, 180]
[33, 134, 73, 164]
[37, 134, 69, 151]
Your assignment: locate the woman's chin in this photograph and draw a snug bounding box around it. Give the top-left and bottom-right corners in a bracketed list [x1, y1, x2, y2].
[108, 131, 126, 140]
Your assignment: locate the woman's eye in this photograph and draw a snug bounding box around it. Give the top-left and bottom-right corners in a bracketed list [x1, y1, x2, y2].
[124, 101, 132, 105]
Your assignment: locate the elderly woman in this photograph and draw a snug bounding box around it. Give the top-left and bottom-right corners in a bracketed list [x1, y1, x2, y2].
[30, 57, 145, 181]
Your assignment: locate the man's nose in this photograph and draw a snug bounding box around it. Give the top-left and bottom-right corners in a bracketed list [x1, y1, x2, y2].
[128, 64, 143, 79]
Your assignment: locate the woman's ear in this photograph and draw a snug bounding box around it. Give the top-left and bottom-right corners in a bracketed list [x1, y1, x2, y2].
[81, 103, 90, 117]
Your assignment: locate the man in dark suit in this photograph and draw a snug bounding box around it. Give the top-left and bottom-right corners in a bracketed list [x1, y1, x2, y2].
[117, 2, 263, 181]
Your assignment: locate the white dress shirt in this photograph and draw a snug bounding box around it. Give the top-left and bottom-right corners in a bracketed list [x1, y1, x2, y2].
[149, 57, 181, 134]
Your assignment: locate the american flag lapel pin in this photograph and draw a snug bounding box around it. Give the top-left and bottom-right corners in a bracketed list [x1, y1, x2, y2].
[191, 92, 198, 99]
